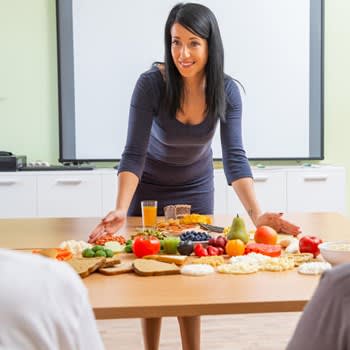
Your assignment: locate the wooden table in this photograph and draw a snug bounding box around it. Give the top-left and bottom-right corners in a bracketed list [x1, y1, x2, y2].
[1, 213, 349, 319]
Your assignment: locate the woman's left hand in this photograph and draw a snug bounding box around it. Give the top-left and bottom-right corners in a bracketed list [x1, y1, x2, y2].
[255, 212, 301, 236]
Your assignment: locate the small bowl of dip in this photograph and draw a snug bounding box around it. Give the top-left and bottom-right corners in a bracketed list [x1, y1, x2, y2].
[319, 240, 350, 265]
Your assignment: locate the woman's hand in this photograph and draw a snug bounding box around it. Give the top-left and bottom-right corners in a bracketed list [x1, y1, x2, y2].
[255, 212, 301, 236]
[88, 209, 127, 243]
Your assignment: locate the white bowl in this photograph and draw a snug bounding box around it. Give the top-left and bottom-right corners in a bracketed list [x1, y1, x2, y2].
[319, 240, 350, 265]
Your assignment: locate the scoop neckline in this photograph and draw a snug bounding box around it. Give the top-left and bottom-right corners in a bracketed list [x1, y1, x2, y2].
[153, 65, 209, 127]
[174, 115, 209, 127]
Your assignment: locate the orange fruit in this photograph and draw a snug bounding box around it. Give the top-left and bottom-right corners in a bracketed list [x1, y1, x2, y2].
[254, 226, 278, 245]
[225, 239, 246, 257]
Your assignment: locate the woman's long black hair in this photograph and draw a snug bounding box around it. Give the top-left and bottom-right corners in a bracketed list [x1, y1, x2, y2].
[164, 3, 226, 123]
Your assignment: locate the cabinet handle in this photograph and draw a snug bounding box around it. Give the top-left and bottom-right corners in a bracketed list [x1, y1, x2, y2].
[56, 179, 82, 185]
[0, 180, 18, 185]
[303, 175, 328, 181]
[254, 176, 268, 182]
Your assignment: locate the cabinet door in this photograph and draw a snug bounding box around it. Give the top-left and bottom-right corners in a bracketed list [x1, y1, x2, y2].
[227, 171, 287, 215]
[37, 174, 102, 217]
[287, 169, 346, 213]
[101, 173, 118, 213]
[213, 169, 227, 214]
[253, 171, 287, 212]
[0, 174, 37, 218]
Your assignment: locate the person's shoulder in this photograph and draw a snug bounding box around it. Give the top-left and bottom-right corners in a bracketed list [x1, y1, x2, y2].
[323, 263, 350, 285]
[224, 74, 242, 106]
[321, 263, 350, 298]
[224, 74, 241, 93]
[133, 64, 165, 103]
[138, 64, 164, 87]
[0, 249, 84, 292]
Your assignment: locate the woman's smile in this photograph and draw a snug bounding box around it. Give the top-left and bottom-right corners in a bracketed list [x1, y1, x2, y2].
[179, 60, 195, 68]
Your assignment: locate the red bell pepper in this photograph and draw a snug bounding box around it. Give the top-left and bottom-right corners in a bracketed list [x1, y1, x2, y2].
[299, 235, 323, 257]
[133, 236, 160, 258]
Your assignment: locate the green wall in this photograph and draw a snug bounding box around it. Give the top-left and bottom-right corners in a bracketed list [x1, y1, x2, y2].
[1, 0, 349, 214]
[0, 0, 58, 162]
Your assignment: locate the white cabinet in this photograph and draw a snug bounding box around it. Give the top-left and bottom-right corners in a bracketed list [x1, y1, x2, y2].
[287, 167, 346, 213]
[0, 166, 346, 218]
[0, 169, 118, 219]
[213, 165, 346, 215]
[213, 169, 227, 214]
[37, 173, 102, 217]
[225, 170, 287, 215]
[101, 173, 118, 213]
[0, 173, 37, 217]
[253, 171, 287, 212]
[219, 170, 287, 215]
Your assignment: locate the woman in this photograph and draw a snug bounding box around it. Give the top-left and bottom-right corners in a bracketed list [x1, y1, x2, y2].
[89, 3, 300, 350]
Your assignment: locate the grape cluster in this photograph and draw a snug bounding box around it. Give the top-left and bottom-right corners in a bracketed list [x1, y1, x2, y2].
[180, 230, 212, 242]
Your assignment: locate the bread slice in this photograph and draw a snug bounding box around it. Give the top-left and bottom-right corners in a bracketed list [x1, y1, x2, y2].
[101, 256, 121, 268]
[133, 259, 180, 276]
[98, 262, 133, 276]
[143, 254, 188, 266]
[164, 204, 191, 219]
[67, 257, 106, 278]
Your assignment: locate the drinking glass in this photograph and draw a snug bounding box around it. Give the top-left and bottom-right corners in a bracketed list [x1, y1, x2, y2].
[141, 200, 158, 229]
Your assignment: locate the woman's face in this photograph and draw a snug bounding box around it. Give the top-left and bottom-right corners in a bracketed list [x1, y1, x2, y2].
[170, 23, 208, 80]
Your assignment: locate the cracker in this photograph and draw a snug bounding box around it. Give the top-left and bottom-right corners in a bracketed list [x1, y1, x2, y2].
[191, 256, 225, 267]
[283, 252, 314, 266]
[260, 257, 295, 272]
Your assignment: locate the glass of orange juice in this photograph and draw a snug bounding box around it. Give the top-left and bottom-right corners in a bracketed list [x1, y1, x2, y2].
[141, 200, 158, 229]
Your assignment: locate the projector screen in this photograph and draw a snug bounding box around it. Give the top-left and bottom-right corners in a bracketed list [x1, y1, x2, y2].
[56, 0, 323, 162]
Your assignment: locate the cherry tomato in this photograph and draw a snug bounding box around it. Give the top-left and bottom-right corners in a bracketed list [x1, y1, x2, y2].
[194, 243, 208, 257]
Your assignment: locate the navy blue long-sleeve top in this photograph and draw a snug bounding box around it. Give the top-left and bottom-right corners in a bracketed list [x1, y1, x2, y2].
[118, 66, 252, 215]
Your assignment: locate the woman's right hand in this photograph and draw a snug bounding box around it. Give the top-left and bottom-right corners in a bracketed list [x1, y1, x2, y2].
[88, 209, 127, 243]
